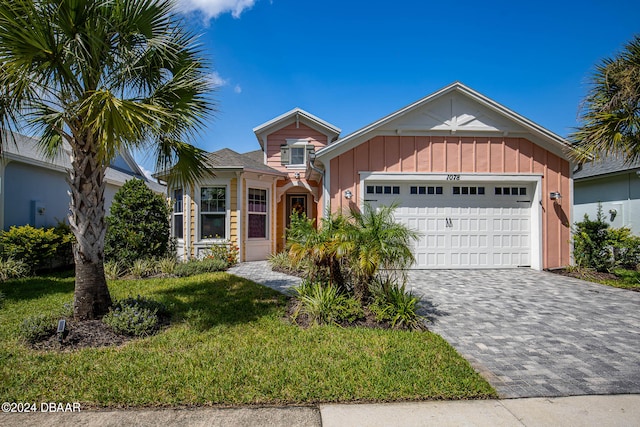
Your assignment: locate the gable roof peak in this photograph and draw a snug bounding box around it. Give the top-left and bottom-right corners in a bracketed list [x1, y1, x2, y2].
[253, 107, 341, 148]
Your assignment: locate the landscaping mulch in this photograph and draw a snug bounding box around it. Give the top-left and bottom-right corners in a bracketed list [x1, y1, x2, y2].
[32, 319, 132, 351]
[548, 267, 618, 282]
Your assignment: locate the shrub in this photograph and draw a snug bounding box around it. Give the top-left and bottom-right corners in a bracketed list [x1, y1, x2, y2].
[20, 314, 56, 343]
[205, 241, 239, 267]
[0, 225, 71, 273]
[573, 205, 640, 272]
[174, 258, 228, 277]
[573, 207, 611, 272]
[102, 297, 166, 337]
[0, 258, 28, 281]
[370, 279, 424, 330]
[0, 291, 4, 308]
[104, 260, 124, 280]
[268, 251, 309, 275]
[105, 178, 171, 265]
[128, 258, 155, 279]
[292, 281, 363, 326]
[157, 257, 178, 275]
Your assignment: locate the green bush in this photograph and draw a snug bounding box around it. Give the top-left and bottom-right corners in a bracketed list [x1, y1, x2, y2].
[102, 297, 166, 337]
[205, 241, 239, 267]
[268, 251, 309, 275]
[156, 257, 177, 275]
[174, 258, 228, 277]
[104, 260, 125, 280]
[573, 205, 640, 272]
[105, 179, 170, 265]
[20, 314, 56, 343]
[0, 225, 72, 273]
[370, 279, 424, 330]
[0, 258, 28, 281]
[128, 258, 155, 279]
[292, 281, 363, 326]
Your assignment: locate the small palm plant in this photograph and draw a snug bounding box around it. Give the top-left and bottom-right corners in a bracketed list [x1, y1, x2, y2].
[341, 203, 419, 302]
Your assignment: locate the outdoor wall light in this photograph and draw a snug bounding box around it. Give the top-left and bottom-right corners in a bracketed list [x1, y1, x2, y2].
[294, 172, 300, 180]
[344, 190, 353, 200]
[549, 192, 562, 200]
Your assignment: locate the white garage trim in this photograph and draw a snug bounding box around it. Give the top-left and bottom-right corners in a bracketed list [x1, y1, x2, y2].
[359, 172, 543, 270]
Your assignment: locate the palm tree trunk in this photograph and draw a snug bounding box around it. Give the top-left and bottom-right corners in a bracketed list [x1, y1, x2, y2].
[68, 136, 112, 320]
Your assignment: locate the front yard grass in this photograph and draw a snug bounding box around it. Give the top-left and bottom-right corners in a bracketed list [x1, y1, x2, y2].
[0, 272, 496, 407]
[597, 268, 640, 291]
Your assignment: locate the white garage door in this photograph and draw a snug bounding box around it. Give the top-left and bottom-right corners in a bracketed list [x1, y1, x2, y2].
[365, 182, 532, 269]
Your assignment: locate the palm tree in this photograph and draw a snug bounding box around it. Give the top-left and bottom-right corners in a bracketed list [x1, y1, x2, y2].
[287, 212, 348, 291]
[0, 0, 213, 319]
[570, 35, 640, 163]
[342, 203, 418, 303]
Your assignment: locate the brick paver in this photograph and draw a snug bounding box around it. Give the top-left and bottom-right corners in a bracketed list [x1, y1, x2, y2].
[407, 269, 640, 398]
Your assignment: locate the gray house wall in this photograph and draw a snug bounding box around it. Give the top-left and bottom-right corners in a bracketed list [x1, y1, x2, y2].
[573, 171, 640, 233]
[4, 161, 123, 230]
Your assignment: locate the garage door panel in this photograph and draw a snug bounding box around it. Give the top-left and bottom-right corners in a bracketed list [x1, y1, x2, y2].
[369, 181, 532, 269]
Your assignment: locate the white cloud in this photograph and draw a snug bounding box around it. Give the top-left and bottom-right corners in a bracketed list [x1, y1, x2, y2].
[208, 71, 229, 88]
[234, 84, 242, 94]
[176, 0, 257, 20]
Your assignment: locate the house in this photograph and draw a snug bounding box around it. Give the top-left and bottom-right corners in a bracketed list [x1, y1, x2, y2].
[171, 82, 572, 270]
[573, 156, 640, 234]
[0, 131, 165, 230]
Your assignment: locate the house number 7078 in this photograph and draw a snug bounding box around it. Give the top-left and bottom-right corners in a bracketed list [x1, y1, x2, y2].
[446, 174, 460, 180]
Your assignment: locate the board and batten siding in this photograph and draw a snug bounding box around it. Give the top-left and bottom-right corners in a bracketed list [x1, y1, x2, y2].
[329, 135, 571, 269]
[265, 123, 328, 172]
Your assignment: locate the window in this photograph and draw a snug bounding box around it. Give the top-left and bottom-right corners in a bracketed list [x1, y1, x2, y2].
[201, 186, 226, 239]
[366, 185, 400, 195]
[494, 186, 527, 196]
[248, 188, 268, 239]
[453, 186, 485, 196]
[410, 186, 442, 195]
[280, 140, 314, 166]
[173, 188, 183, 239]
[290, 147, 305, 165]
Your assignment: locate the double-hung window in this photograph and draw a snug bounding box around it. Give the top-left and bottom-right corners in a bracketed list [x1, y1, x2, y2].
[248, 188, 268, 238]
[280, 139, 314, 167]
[173, 188, 183, 239]
[200, 186, 226, 239]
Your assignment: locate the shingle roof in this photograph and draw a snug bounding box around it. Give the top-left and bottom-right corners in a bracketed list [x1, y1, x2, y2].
[204, 148, 282, 175]
[573, 155, 640, 180]
[2, 130, 166, 192]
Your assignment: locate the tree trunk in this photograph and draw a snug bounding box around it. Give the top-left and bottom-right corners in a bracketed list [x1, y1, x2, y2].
[68, 135, 112, 320]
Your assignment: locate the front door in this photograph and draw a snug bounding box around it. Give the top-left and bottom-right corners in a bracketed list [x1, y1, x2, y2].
[286, 194, 308, 226]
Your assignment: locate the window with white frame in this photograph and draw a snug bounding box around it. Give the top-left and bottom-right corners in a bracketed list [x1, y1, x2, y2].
[280, 139, 313, 167]
[173, 188, 183, 239]
[200, 186, 226, 239]
[248, 188, 268, 238]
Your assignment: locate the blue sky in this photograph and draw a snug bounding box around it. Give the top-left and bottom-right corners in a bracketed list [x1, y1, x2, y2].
[139, 0, 639, 172]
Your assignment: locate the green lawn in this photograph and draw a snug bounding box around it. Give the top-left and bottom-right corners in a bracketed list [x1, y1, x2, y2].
[598, 268, 640, 291]
[0, 272, 495, 407]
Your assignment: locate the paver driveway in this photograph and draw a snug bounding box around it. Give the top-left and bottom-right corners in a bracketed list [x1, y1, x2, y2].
[409, 269, 640, 398]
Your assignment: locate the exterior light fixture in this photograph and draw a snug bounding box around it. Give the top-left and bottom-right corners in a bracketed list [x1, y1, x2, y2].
[549, 192, 562, 200]
[344, 190, 353, 199]
[294, 172, 300, 180]
[57, 319, 66, 343]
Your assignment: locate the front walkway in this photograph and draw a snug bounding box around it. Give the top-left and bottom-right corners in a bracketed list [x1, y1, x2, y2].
[227, 261, 301, 294]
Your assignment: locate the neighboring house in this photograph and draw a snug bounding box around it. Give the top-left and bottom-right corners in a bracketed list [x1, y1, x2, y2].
[0, 131, 165, 230]
[171, 82, 572, 270]
[573, 156, 640, 234]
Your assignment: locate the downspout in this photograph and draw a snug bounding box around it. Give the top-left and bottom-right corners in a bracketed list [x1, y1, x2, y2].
[235, 171, 243, 262]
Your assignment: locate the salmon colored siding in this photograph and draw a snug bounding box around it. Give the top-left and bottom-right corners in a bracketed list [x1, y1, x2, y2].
[329, 135, 571, 269]
[265, 123, 328, 171]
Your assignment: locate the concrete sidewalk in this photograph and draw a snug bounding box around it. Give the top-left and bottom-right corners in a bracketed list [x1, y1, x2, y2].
[2, 395, 638, 426]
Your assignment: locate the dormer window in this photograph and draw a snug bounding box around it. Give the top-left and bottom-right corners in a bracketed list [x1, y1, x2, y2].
[281, 139, 315, 167]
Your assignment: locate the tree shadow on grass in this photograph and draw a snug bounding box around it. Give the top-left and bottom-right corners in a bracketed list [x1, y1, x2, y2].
[0, 271, 75, 303]
[155, 274, 288, 331]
